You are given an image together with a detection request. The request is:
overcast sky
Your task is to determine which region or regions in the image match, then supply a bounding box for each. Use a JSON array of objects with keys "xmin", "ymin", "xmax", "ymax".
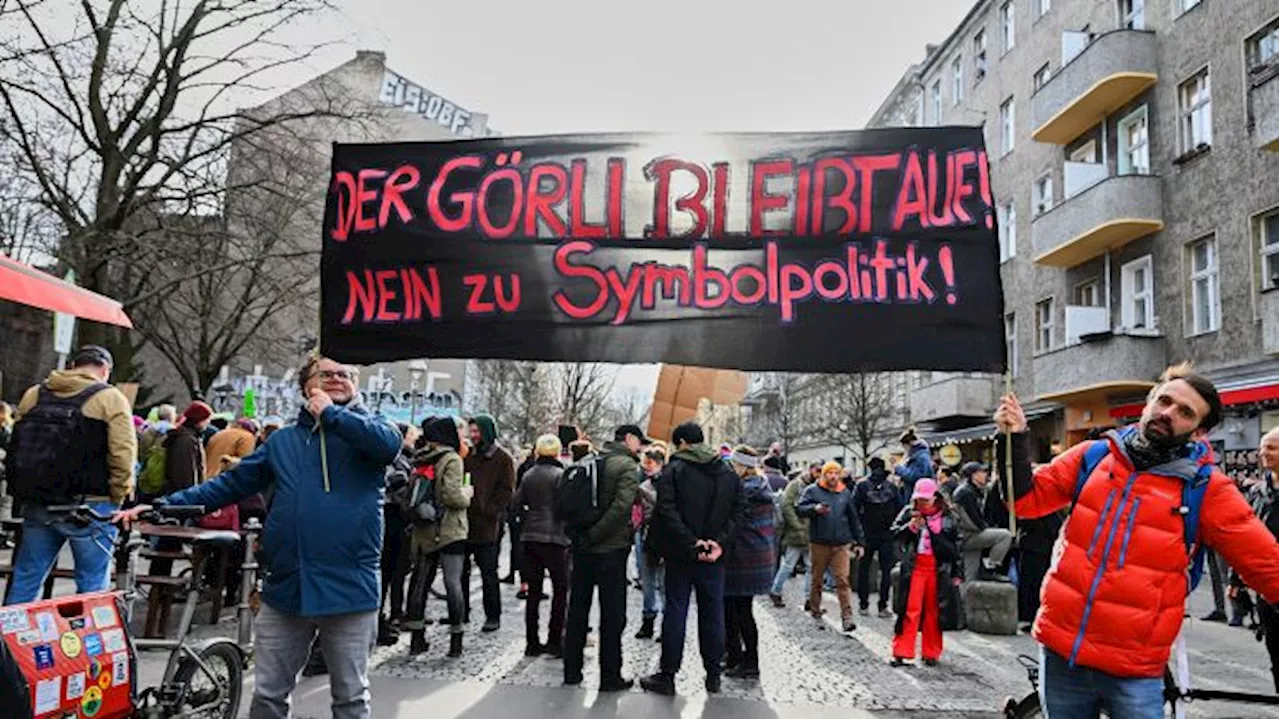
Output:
[{"xmin": 313, "ymin": 0, "xmax": 972, "ymax": 398}]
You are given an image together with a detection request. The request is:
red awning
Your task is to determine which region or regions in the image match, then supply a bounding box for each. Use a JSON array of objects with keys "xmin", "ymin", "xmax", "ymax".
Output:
[
  {"xmin": 1110, "ymin": 382, "xmax": 1279, "ymax": 419},
  {"xmin": 0, "ymin": 253, "xmax": 133, "ymax": 328}
]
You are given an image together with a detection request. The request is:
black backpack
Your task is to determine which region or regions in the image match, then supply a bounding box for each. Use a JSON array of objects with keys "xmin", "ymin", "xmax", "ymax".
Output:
[
  {"xmin": 7, "ymin": 383, "xmax": 110, "ymax": 504},
  {"xmin": 405, "ymin": 460, "xmax": 448, "ymax": 528},
  {"xmin": 556, "ymin": 454, "xmax": 606, "ymax": 537}
]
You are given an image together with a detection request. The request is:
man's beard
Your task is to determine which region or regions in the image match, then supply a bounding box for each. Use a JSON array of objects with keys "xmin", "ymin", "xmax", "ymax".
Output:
[{"xmin": 1140, "ymin": 417, "xmax": 1193, "ymax": 449}]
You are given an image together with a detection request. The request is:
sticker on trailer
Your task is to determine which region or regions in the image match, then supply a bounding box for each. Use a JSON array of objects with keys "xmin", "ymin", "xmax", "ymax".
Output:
[
  {"xmin": 87, "ymin": 657, "xmax": 102, "ymax": 681},
  {"xmin": 69, "ymin": 617, "xmax": 86, "ymax": 630},
  {"xmin": 15, "ymin": 629, "xmax": 40, "ymax": 645},
  {"xmin": 81, "ymin": 685, "xmax": 103, "ymax": 717},
  {"xmin": 0, "ymin": 607, "xmax": 30, "ymax": 633},
  {"xmin": 33, "ymin": 644, "xmax": 54, "ymax": 670},
  {"xmin": 112, "ymin": 651, "xmax": 128, "ymax": 686},
  {"xmin": 83, "ymin": 632, "xmax": 103, "ymax": 656},
  {"xmin": 34, "ymin": 676, "xmax": 60, "ymax": 715},
  {"xmin": 66, "ymin": 671, "xmax": 85, "ymax": 700},
  {"xmin": 59, "ymin": 631, "xmax": 82, "ymax": 659},
  {"xmin": 90, "ymin": 605, "xmax": 117, "ymax": 629},
  {"xmin": 34, "ymin": 611, "xmax": 58, "ymax": 641},
  {"xmin": 101, "ymin": 628, "xmax": 126, "ymax": 653}
]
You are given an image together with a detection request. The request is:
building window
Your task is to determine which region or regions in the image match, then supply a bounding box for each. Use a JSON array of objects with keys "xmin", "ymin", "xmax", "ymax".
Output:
[
  {"xmin": 1069, "ymin": 139, "xmax": 1097, "ymax": 164},
  {"xmin": 1187, "ymin": 236, "xmax": 1219, "ymax": 334},
  {"xmin": 1074, "ymin": 279, "xmax": 1101, "ymax": 307},
  {"xmin": 998, "ymin": 202, "xmax": 1017, "ymax": 261},
  {"xmin": 1033, "ymin": 63, "xmax": 1052, "ymax": 91},
  {"xmin": 1256, "ymin": 208, "xmax": 1279, "ymax": 290},
  {"xmin": 1247, "ymin": 20, "xmax": 1279, "ymax": 72},
  {"xmin": 1034, "ymin": 174, "xmax": 1053, "ymax": 215},
  {"xmin": 931, "ymin": 80, "xmax": 942, "ymax": 124},
  {"xmin": 1000, "ymin": 97, "xmax": 1015, "ymax": 155},
  {"xmin": 1121, "ymin": 256, "xmax": 1154, "ymax": 330},
  {"xmin": 974, "ymin": 29, "xmax": 988, "ymax": 83},
  {"xmin": 1001, "ymin": 2, "xmax": 1016, "ymax": 52},
  {"xmin": 1174, "ymin": 0, "xmax": 1200, "ymax": 17},
  {"xmin": 1120, "ymin": 0, "xmax": 1144, "ymax": 29},
  {"xmin": 1117, "ymin": 106, "xmax": 1150, "ymax": 175},
  {"xmin": 1005, "ymin": 313, "xmax": 1018, "ymax": 376},
  {"xmin": 1178, "ymin": 69, "xmax": 1212, "ymax": 153},
  {"xmin": 952, "ymin": 56, "xmax": 964, "ymax": 104},
  {"xmin": 1035, "ymin": 298, "xmax": 1054, "ymax": 352},
  {"xmin": 1036, "ymin": 0, "xmax": 1051, "ymax": 19}
]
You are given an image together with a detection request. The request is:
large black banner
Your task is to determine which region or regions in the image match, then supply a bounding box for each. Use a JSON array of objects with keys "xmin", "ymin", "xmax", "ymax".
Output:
[{"xmin": 320, "ymin": 129, "xmax": 1006, "ymax": 373}]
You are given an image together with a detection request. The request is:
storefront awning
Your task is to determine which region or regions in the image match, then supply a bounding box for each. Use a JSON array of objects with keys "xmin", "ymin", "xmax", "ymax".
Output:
[
  {"xmin": 0, "ymin": 253, "xmax": 133, "ymax": 328},
  {"xmin": 922, "ymin": 408, "xmax": 1055, "ymax": 447},
  {"xmin": 1109, "ymin": 378, "xmax": 1279, "ymax": 419}
]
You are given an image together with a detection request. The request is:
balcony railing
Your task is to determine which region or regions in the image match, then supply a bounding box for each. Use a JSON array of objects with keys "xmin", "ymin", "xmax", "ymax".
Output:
[
  {"xmin": 1032, "ymin": 30, "xmax": 1159, "ymax": 144},
  {"xmin": 1033, "ymin": 333, "xmax": 1166, "ymax": 402},
  {"xmin": 1032, "ymin": 174, "xmax": 1162, "ymax": 267},
  {"xmin": 909, "ymin": 374, "xmax": 996, "ymax": 423}
]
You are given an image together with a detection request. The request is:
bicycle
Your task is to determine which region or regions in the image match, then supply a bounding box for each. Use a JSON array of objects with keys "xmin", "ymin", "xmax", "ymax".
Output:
[
  {"xmin": 1001, "ymin": 642, "xmax": 1279, "ymax": 718},
  {"xmin": 3, "ymin": 503, "xmax": 262, "ymax": 718}
]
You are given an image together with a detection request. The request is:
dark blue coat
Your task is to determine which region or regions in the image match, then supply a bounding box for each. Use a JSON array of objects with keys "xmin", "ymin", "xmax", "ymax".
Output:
[
  {"xmin": 796, "ymin": 483, "xmax": 865, "ymax": 546},
  {"xmin": 896, "ymin": 441, "xmax": 935, "ymax": 502},
  {"xmin": 164, "ymin": 403, "xmax": 400, "ymax": 617}
]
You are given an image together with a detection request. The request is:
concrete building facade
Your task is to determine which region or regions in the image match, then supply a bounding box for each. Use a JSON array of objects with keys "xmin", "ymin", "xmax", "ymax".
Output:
[{"xmin": 867, "ymin": 0, "xmax": 1279, "ymax": 463}]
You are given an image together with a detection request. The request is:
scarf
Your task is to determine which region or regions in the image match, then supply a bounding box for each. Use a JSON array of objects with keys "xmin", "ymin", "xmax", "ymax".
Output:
[
  {"xmin": 917, "ymin": 503, "xmax": 944, "ymax": 555},
  {"xmin": 1124, "ymin": 429, "xmax": 1189, "ymax": 471}
]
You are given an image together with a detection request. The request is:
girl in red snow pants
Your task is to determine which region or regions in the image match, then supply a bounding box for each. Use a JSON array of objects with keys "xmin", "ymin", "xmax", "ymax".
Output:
[{"xmin": 892, "ymin": 552, "xmax": 942, "ymax": 662}]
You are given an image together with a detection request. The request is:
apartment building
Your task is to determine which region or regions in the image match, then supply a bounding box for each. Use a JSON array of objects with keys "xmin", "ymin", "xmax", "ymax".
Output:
[{"xmin": 868, "ymin": 0, "xmax": 1278, "ymax": 468}]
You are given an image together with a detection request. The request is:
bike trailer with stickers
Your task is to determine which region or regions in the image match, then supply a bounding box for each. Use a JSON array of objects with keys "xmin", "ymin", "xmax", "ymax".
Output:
[{"xmin": 0, "ymin": 592, "xmax": 136, "ymax": 719}]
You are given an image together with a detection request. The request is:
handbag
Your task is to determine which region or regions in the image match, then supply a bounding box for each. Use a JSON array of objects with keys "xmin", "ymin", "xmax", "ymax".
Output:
[{"xmin": 198, "ymin": 502, "xmax": 241, "ymax": 531}]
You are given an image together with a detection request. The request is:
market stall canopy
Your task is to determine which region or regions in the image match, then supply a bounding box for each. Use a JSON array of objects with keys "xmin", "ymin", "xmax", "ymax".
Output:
[{"xmin": 0, "ymin": 253, "xmax": 133, "ymax": 328}]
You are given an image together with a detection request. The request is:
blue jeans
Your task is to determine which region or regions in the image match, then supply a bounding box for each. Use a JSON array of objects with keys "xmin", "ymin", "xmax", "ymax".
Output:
[
  {"xmin": 635, "ymin": 531, "xmax": 665, "ymax": 618},
  {"xmin": 770, "ymin": 545, "xmax": 807, "ymax": 596},
  {"xmin": 1040, "ymin": 647, "xmax": 1165, "ymax": 719},
  {"xmin": 660, "ymin": 561, "xmax": 725, "ymax": 678},
  {"xmin": 5, "ymin": 501, "xmax": 119, "ymax": 605}
]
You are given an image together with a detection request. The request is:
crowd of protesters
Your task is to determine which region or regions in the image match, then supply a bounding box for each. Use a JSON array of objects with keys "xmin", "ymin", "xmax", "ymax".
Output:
[{"xmin": 0, "ymin": 349, "xmax": 1276, "ymax": 716}]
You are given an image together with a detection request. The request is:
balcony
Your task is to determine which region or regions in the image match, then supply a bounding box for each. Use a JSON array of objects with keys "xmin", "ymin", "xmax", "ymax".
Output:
[
  {"xmin": 1249, "ymin": 65, "xmax": 1278, "ymax": 152},
  {"xmin": 1032, "ymin": 174, "xmax": 1162, "ymax": 267},
  {"xmin": 1032, "ymin": 30, "xmax": 1158, "ymax": 144},
  {"xmin": 910, "ymin": 374, "xmax": 996, "ymax": 423},
  {"xmin": 1264, "ymin": 291, "xmax": 1278, "ymax": 355},
  {"xmin": 1033, "ymin": 333, "xmax": 1166, "ymax": 403}
]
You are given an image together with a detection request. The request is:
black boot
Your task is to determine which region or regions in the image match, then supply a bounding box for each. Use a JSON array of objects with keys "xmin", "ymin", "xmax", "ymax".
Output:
[
  {"xmin": 634, "ymin": 616, "xmax": 655, "ymax": 639},
  {"xmin": 408, "ymin": 631, "xmax": 429, "ymax": 656},
  {"xmin": 377, "ymin": 618, "xmax": 400, "ymax": 647},
  {"xmin": 447, "ymin": 632, "xmax": 463, "ymax": 658}
]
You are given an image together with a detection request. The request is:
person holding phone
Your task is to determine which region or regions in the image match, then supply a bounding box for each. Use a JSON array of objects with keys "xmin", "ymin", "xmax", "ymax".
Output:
[
  {"xmin": 889, "ymin": 478, "xmax": 962, "ymax": 666},
  {"xmin": 796, "ymin": 461, "xmax": 865, "ymax": 632}
]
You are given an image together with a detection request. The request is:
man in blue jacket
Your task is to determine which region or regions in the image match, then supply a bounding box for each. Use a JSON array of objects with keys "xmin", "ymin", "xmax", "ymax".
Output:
[
  {"xmin": 117, "ymin": 354, "xmax": 400, "ymax": 719},
  {"xmin": 894, "ymin": 427, "xmax": 935, "ymax": 504}
]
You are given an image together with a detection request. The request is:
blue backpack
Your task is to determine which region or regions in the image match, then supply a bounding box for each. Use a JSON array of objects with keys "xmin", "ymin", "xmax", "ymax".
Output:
[{"xmin": 1072, "ymin": 440, "xmax": 1212, "ymax": 591}]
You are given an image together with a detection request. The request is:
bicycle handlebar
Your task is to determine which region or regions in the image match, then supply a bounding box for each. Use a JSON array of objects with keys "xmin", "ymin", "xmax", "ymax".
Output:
[{"xmin": 45, "ymin": 504, "xmax": 205, "ymax": 524}]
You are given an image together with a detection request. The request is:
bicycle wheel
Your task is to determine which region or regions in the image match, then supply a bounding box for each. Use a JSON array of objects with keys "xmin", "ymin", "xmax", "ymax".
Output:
[
  {"xmin": 169, "ymin": 641, "xmax": 243, "ymax": 719},
  {"xmin": 1001, "ymin": 691, "xmax": 1042, "ymax": 718}
]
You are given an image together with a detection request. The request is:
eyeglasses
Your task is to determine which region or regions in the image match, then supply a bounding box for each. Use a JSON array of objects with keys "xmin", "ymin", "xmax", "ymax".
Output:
[{"xmin": 318, "ymin": 369, "xmax": 355, "ymax": 381}]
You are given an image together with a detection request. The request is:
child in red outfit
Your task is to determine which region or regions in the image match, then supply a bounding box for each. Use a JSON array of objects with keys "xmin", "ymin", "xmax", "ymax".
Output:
[{"xmin": 889, "ymin": 478, "xmax": 962, "ymax": 666}]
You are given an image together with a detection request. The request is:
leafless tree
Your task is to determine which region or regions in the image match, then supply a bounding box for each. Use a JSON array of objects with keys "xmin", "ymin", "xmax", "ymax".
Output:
[
  {"xmin": 553, "ymin": 362, "xmax": 618, "ymax": 441},
  {"xmin": 0, "ymin": 0, "xmax": 359, "ymax": 386},
  {"xmin": 813, "ymin": 372, "xmax": 903, "ymax": 469}
]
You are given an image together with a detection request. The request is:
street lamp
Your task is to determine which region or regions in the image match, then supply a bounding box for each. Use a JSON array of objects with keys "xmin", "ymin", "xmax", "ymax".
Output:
[{"xmin": 408, "ymin": 360, "xmax": 427, "ymax": 424}]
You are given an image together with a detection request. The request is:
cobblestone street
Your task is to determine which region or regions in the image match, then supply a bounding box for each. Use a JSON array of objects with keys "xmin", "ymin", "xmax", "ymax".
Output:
[{"xmin": 271, "ymin": 543, "xmax": 1275, "ymax": 717}]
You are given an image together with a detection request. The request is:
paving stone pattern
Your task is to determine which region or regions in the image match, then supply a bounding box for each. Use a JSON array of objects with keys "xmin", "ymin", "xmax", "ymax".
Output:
[{"xmin": 365, "ymin": 559, "xmax": 1275, "ymax": 717}]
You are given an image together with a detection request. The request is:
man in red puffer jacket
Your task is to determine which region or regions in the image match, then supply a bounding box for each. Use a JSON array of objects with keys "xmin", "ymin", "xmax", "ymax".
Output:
[{"xmin": 995, "ymin": 363, "xmax": 1278, "ymax": 718}]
